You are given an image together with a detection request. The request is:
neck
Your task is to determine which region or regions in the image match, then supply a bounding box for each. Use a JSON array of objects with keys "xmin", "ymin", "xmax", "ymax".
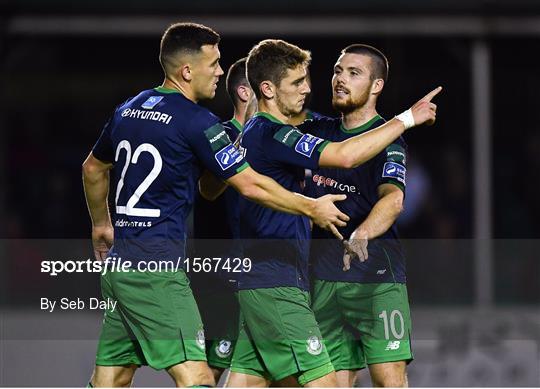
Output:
[
  {"xmin": 162, "ymin": 77, "xmax": 196, "ymax": 103},
  {"xmin": 289, "ymin": 109, "xmax": 308, "ymax": 127},
  {"xmin": 341, "ymin": 102, "xmax": 378, "ymax": 130},
  {"xmin": 233, "ymin": 105, "xmax": 247, "ymax": 126},
  {"xmin": 257, "ymin": 99, "xmax": 289, "ymax": 124}
]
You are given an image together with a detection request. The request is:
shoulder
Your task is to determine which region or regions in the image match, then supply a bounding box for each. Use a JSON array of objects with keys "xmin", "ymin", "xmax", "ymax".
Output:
[
  {"xmin": 184, "ymin": 105, "xmax": 221, "ymax": 134},
  {"xmin": 299, "ymin": 116, "xmax": 340, "ymax": 134}
]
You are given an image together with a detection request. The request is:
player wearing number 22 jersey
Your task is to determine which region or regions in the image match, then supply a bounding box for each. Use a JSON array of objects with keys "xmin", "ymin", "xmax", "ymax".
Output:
[
  {"xmin": 93, "ymin": 86, "xmax": 247, "ymax": 264},
  {"xmin": 91, "ymin": 84, "xmax": 248, "ymax": 370},
  {"xmin": 83, "ymin": 23, "xmax": 351, "ymax": 387}
]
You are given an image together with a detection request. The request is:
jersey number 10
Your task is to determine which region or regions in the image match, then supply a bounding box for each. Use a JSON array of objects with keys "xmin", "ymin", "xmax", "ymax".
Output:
[{"xmin": 114, "ymin": 140, "xmax": 162, "ymax": 218}]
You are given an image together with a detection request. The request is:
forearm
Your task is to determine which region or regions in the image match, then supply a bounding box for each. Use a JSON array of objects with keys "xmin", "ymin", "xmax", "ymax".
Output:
[
  {"xmin": 355, "ymin": 191, "xmax": 402, "ymax": 239},
  {"xmin": 83, "ymin": 167, "xmax": 111, "ymax": 227},
  {"xmin": 228, "ymin": 169, "xmax": 315, "ymax": 217},
  {"xmin": 340, "ymin": 118, "xmax": 405, "ymax": 168}
]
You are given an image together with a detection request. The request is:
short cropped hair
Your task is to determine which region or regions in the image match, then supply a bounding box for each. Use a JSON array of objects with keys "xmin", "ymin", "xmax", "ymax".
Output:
[
  {"xmin": 342, "ymin": 44, "xmax": 389, "ymax": 82},
  {"xmin": 159, "ymin": 22, "xmax": 220, "ymax": 75},
  {"xmin": 247, "ymin": 39, "xmax": 311, "ymax": 99},
  {"xmin": 226, "ymin": 58, "xmax": 249, "ymax": 105}
]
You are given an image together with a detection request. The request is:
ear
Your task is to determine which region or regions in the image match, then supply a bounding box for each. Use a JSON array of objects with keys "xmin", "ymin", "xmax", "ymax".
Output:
[
  {"xmin": 180, "ymin": 64, "xmax": 192, "ymax": 82},
  {"xmin": 371, "ymin": 78, "xmax": 384, "ymax": 95},
  {"xmin": 236, "ymin": 85, "xmax": 250, "ymax": 103},
  {"xmin": 260, "ymin": 81, "xmax": 275, "ymax": 99}
]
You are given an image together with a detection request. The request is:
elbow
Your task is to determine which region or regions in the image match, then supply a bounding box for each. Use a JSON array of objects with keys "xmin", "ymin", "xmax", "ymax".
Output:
[
  {"xmin": 82, "ymin": 158, "xmax": 96, "ymax": 178},
  {"xmin": 337, "ymin": 147, "xmax": 365, "ymax": 169},
  {"xmin": 341, "ymin": 155, "xmax": 356, "ymax": 169},
  {"xmin": 337, "ymin": 151, "xmax": 358, "ymax": 169}
]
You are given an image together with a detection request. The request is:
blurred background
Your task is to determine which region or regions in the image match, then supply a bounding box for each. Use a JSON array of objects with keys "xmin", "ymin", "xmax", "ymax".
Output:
[{"xmin": 0, "ymin": 0, "xmax": 539, "ymax": 386}]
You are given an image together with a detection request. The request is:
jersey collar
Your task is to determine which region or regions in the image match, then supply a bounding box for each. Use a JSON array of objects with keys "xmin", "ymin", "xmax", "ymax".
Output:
[
  {"xmin": 254, "ymin": 111, "xmax": 285, "ymax": 124},
  {"xmin": 154, "ymin": 86, "xmax": 182, "ymax": 94},
  {"xmin": 230, "ymin": 118, "xmax": 243, "ymax": 132},
  {"xmin": 340, "ymin": 114, "xmax": 383, "ymax": 135}
]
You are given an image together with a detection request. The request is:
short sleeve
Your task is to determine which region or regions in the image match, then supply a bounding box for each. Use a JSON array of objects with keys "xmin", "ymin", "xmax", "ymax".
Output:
[
  {"xmin": 185, "ymin": 113, "xmax": 249, "ymax": 180},
  {"xmin": 375, "ymin": 139, "xmax": 407, "ymax": 192},
  {"xmin": 92, "ymin": 116, "xmax": 115, "ymax": 163},
  {"xmin": 267, "ymin": 125, "xmax": 330, "ymax": 170}
]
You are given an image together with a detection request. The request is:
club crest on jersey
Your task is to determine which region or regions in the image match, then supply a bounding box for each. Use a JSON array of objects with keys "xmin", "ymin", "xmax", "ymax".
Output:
[
  {"xmin": 382, "ymin": 162, "xmax": 406, "ymax": 184},
  {"xmin": 141, "ymin": 96, "xmax": 163, "ymax": 109},
  {"xmin": 196, "ymin": 329, "xmax": 206, "ymax": 349},
  {"xmin": 215, "ymin": 339, "xmax": 233, "ymax": 358},
  {"xmin": 306, "ymin": 336, "xmax": 323, "ymax": 355},
  {"xmin": 295, "ymin": 134, "xmax": 324, "ymax": 158},
  {"xmin": 215, "ymin": 144, "xmax": 243, "ymax": 171}
]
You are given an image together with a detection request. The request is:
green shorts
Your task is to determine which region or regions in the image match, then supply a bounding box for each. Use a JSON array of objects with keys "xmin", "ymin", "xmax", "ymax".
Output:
[
  {"xmin": 191, "ymin": 278, "xmax": 239, "ymax": 369},
  {"xmin": 95, "ymin": 269, "xmax": 207, "ymax": 370},
  {"xmin": 312, "ymin": 280, "xmax": 413, "ymax": 371},
  {"xmin": 230, "ymin": 287, "xmax": 334, "ymax": 385}
]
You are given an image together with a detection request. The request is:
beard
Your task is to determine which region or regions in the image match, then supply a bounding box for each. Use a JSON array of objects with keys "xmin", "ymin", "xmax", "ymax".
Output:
[{"xmin": 332, "ymin": 89, "xmax": 370, "ymax": 114}]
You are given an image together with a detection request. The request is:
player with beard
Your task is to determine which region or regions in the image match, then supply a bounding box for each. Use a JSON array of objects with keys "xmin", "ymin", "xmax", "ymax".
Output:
[
  {"xmin": 222, "ymin": 39, "xmax": 440, "ymax": 387},
  {"xmin": 303, "ymin": 44, "xmax": 416, "ymax": 387}
]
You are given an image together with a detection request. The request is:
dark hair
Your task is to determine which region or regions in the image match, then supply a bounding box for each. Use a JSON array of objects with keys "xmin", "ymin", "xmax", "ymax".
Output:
[
  {"xmin": 342, "ymin": 44, "xmax": 389, "ymax": 82},
  {"xmin": 159, "ymin": 22, "xmax": 220, "ymax": 75},
  {"xmin": 247, "ymin": 39, "xmax": 311, "ymax": 99},
  {"xmin": 226, "ymin": 58, "xmax": 249, "ymax": 105}
]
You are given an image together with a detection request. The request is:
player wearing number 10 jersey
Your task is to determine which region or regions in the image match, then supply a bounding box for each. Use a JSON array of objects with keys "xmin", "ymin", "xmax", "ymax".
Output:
[
  {"xmin": 303, "ymin": 45, "xmax": 418, "ymax": 387},
  {"xmin": 82, "ymin": 23, "xmax": 349, "ymax": 387},
  {"xmin": 227, "ymin": 40, "xmax": 440, "ymax": 387}
]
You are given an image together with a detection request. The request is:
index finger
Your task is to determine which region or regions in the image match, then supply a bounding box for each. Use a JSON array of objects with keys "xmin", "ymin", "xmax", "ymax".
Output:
[
  {"xmin": 329, "ymin": 224, "xmax": 344, "ymax": 241},
  {"xmin": 329, "ymin": 194, "xmax": 347, "ymax": 203},
  {"xmin": 420, "ymin": 86, "xmax": 442, "ymax": 103}
]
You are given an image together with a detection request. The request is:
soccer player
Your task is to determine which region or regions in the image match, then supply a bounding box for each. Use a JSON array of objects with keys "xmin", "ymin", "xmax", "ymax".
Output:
[
  {"xmin": 225, "ymin": 39, "xmax": 440, "ymax": 387},
  {"xmin": 289, "ymin": 72, "xmax": 325, "ymax": 126},
  {"xmin": 82, "ymin": 23, "xmax": 350, "ymax": 387},
  {"xmin": 304, "ymin": 44, "xmax": 416, "ymax": 387},
  {"xmin": 191, "ymin": 57, "xmax": 256, "ymax": 383}
]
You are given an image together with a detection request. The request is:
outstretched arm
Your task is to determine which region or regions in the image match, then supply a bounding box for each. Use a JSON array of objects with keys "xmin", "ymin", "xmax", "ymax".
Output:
[
  {"xmin": 320, "ymin": 86, "xmax": 441, "ymax": 168},
  {"xmin": 226, "ymin": 166, "xmax": 350, "ymax": 240}
]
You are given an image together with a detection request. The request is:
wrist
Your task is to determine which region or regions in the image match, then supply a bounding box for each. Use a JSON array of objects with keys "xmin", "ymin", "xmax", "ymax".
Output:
[
  {"xmin": 352, "ymin": 226, "xmax": 369, "ymax": 240},
  {"xmin": 395, "ymin": 109, "xmax": 415, "ymax": 131},
  {"xmin": 301, "ymin": 195, "xmax": 316, "ymax": 218},
  {"xmin": 92, "ymin": 219, "xmax": 112, "ymax": 229}
]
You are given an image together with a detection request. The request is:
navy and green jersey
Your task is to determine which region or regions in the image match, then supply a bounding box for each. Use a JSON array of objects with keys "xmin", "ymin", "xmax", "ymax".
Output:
[
  {"xmin": 191, "ymin": 118, "xmax": 243, "ymax": 289},
  {"xmin": 237, "ymin": 112, "xmax": 330, "ymax": 291},
  {"xmin": 301, "ymin": 115, "xmax": 407, "ymax": 284},
  {"xmin": 193, "ymin": 118, "xmax": 243, "ymax": 242},
  {"xmin": 91, "ymin": 87, "xmax": 248, "ymax": 264},
  {"xmin": 305, "ymin": 109, "xmax": 326, "ymax": 122}
]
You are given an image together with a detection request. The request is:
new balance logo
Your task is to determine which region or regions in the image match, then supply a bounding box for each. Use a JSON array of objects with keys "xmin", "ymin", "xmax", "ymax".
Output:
[{"xmin": 385, "ymin": 341, "xmax": 401, "ymax": 351}]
